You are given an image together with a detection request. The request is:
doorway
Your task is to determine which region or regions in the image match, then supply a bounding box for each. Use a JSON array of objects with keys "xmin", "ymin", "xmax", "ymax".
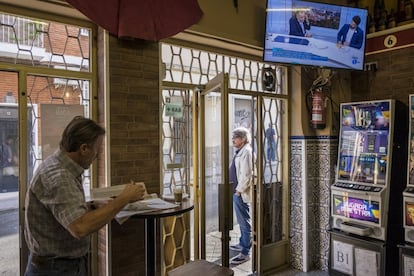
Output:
[
  {"xmin": 160, "ymin": 75, "xmax": 289, "ymax": 276},
  {"xmin": 196, "ymin": 73, "xmax": 289, "ymax": 275}
]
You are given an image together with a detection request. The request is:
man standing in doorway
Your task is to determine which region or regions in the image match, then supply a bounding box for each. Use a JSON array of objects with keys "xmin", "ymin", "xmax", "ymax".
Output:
[
  {"xmin": 229, "ymin": 127, "xmax": 253, "ymax": 265},
  {"xmin": 24, "ymin": 116, "xmax": 146, "ymax": 275}
]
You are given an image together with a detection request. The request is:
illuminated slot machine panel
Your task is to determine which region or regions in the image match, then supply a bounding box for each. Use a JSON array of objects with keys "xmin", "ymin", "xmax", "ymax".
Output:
[
  {"xmin": 331, "ymin": 100, "xmax": 395, "ymax": 241},
  {"xmin": 404, "ymin": 95, "xmax": 414, "ymax": 244},
  {"xmin": 403, "ymin": 194, "xmax": 414, "ymax": 243}
]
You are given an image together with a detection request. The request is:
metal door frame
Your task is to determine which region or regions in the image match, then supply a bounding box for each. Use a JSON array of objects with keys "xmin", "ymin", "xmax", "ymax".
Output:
[{"xmin": 194, "ymin": 77, "xmax": 290, "ymax": 274}]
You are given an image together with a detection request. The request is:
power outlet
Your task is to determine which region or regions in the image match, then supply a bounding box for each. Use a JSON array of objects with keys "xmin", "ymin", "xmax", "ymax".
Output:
[{"xmin": 364, "ymin": 61, "xmax": 378, "ymax": 72}]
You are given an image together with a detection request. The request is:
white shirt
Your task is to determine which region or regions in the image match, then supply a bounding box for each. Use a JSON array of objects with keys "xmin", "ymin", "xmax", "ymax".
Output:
[{"xmin": 345, "ymin": 28, "xmax": 355, "ymax": 44}]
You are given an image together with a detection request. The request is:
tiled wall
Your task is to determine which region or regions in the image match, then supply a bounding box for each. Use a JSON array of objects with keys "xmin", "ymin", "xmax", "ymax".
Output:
[{"xmin": 290, "ymin": 136, "xmax": 338, "ymax": 271}]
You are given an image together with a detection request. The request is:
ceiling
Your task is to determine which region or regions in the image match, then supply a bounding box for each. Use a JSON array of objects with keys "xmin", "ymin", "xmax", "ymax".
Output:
[{"xmin": 0, "ymin": 0, "xmax": 88, "ymax": 20}]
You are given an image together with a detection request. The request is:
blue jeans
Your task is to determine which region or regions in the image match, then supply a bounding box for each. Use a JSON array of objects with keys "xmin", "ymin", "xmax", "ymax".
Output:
[
  {"xmin": 25, "ymin": 253, "xmax": 87, "ymax": 276},
  {"xmin": 233, "ymin": 193, "xmax": 251, "ymax": 256}
]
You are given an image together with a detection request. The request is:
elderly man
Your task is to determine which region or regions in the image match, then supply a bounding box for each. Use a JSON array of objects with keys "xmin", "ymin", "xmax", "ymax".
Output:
[
  {"xmin": 228, "ymin": 127, "xmax": 254, "ymax": 265},
  {"xmin": 24, "ymin": 116, "xmax": 146, "ymax": 275},
  {"xmin": 289, "ymin": 10, "xmax": 312, "ymax": 37}
]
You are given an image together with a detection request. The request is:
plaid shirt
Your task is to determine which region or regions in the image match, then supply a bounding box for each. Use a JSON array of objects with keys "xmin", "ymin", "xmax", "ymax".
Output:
[{"xmin": 24, "ymin": 149, "xmax": 89, "ymax": 257}]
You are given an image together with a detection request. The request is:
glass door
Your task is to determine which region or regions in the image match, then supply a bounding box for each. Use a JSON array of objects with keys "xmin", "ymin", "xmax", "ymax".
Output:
[
  {"xmin": 256, "ymin": 96, "xmax": 289, "ymax": 275},
  {"xmin": 196, "ymin": 71, "xmax": 289, "ymax": 274},
  {"xmin": 0, "ymin": 71, "xmax": 19, "ymax": 275},
  {"xmin": 199, "ymin": 73, "xmax": 233, "ymax": 266}
]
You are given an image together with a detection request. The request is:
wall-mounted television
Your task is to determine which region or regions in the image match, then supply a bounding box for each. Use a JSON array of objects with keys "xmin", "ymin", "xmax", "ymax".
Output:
[{"xmin": 264, "ymin": 0, "xmax": 368, "ymax": 70}]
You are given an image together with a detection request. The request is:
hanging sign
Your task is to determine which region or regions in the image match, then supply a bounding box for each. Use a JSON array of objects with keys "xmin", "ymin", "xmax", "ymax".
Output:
[{"xmin": 165, "ymin": 96, "xmax": 183, "ymax": 118}]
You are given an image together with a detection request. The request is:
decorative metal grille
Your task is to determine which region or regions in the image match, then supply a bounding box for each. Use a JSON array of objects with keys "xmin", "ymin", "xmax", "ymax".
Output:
[
  {"xmin": 0, "ymin": 12, "xmax": 90, "ymax": 71},
  {"xmin": 161, "ymin": 44, "xmax": 287, "ymax": 195},
  {"xmin": 162, "ymin": 43, "xmax": 285, "ymax": 94},
  {"xmin": 161, "ymin": 89, "xmax": 191, "ymax": 196},
  {"xmin": 26, "ymin": 75, "xmax": 90, "ymax": 182}
]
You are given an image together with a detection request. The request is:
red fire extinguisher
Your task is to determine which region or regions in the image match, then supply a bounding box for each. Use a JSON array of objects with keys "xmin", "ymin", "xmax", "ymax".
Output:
[{"xmin": 310, "ymin": 88, "xmax": 326, "ymax": 129}]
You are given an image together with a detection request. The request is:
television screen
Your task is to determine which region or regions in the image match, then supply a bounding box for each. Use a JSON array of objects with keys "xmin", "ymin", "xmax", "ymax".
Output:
[
  {"xmin": 333, "ymin": 194, "xmax": 380, "ymax": 224},
  {"xmin": 264, "ymin": 0, "xmax": 368, "ymax": 70},
  {"xmin": 405, "ymin": 201, "xmax": 414, "ymax": 227}
]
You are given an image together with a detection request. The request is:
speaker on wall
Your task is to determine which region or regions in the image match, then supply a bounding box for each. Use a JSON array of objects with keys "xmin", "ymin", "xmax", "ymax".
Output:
[{"xmin": 261, "ymin": 67, "xmax": 276, "ymax": 92}]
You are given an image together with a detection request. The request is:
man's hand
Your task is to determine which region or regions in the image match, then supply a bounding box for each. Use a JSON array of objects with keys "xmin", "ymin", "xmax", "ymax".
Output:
[{"xmin": 119, "ymin": 183, "xmax": 146, "ymax": 203}]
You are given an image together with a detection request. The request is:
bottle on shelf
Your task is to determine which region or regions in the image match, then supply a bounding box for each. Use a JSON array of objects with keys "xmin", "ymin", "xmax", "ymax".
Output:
[
  {"xmin": 387, "ymin": 9, "xmax": 396, "ymax": 28},
  {"xmin": 397, "ymin": 0, "xmax": 407, "ymax": 23},
  {"xmin": 404, "ymin": 0, "xmax": 414, "ymax": 20}
]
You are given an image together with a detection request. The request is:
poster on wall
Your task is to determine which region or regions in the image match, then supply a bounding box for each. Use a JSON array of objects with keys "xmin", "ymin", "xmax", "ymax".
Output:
[
  {"xmin": 332, "ymin": 240, "xmax": 353, "ymax": 275},
  {"xmin": 355, "ymin": 247, "xmax": 379, "ymax": 276},
  {"xmin": 233, "ymin": 98, "xmax": 252, "ymax": 130},
  {"xmin": 40, "ymin": 104, "xmax": 84, "ymax": 160}
]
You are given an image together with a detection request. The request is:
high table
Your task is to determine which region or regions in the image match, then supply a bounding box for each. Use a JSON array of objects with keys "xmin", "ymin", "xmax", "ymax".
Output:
[{"xmin": 132, "ymin": 199, "xmax": 194, "ymax": 276}]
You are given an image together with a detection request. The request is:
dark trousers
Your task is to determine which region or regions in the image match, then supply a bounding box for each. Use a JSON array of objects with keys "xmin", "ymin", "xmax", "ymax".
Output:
[{"xmin": 25, "ymin": 253, "xmax": 88, "ymax": 276}]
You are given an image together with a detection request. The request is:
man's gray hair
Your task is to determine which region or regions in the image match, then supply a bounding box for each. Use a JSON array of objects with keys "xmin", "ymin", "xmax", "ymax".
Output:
[{"xmin": 232, "ymin": 127, "xmax": 250, "ymax": 144}]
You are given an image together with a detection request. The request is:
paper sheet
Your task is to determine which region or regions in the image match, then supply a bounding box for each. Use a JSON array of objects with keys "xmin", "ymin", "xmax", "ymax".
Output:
[
  {"xmin": 89, "ymin": 182, "xmax": 148, "ymax": 201},
  {"xmin": 115, "ymin": 197, "xmax": 178, "ymax": 224}
]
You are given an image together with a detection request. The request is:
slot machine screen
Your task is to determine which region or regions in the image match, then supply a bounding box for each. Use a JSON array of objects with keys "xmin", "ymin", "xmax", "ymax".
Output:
[
  {"xmin": 405, "ymin": 201, "xmax": 414, "ymax": 227},
  {"xmin": 337, "ymin": 101, "xmax": 391, "ymax": 185},
  {"xmin": 332, "ymin": 194, "xmax": 380, "ymax": 224}
]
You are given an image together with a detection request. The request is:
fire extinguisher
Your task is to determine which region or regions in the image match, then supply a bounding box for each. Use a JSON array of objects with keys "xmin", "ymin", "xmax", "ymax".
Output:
[{"xmin": 310, "ymin": 88, "xmax": 326, "ymax": 129}]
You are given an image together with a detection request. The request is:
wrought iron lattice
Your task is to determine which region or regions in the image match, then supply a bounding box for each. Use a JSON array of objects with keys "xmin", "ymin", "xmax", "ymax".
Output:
[
  {"xmin": 161, "ymin": 43, "xmax": 286, "ymax": 191},
  {"xmin": 262, "ymin": 98, "xmax": 286, "ymax": 244},
  {"xmin": 161, "ymin": 89, "xmax": 192, "ymax": 196},
  {"xmin": 0, "ymin": 11, "xmax": 93, "ymax": 194},
  {"xmin": 162, "ymin": 43, "xmax": 285, "ymax": 94},
  {"xmin": 26, "ymin": 75, "xmax": 90, "ymax": 188},
  {"xmin": 0, "ymin": 12, "xmax": 90, "ymax": 71}
]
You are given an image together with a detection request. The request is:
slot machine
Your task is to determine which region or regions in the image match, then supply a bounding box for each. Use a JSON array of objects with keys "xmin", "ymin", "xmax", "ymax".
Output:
[
  {"xmin": 400, "ymin": 95, "xmax": 414, "ymax": 275},
  {"xmin": 329, "ymin": 100, "xmax": 407, "ymax": 276}
]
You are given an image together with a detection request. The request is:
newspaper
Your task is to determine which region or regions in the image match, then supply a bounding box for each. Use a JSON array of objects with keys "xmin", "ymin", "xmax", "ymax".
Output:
[
  {"xmin": 115, "ymin": 197, "xmax": 178, "ymax": 224},
  {"xmin": 90, "ymin": 182, "xmax": 145, "ymax": 200},
  {"xmin": 89, "ymin": 183, "xmax": 178, "ymax": 224}
]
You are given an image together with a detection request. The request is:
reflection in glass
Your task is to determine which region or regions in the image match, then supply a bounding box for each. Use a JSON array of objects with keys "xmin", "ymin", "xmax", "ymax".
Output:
[
  {"xmin": 262, "ymin": 98, "xmax": 284, "ymax": 244},
  {"xmin": 0, "ymin": 72, "xmax": 19, "ymax": 275}
]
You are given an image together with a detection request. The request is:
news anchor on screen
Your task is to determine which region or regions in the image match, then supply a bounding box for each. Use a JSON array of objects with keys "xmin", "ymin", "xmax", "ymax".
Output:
[
  {"xmin": 289, "ymin": 10, "xmax": 312, "ymax": 37},
  {"xmin": 336, "ymin": 15, "xmax": 364, "ymax": 49}
]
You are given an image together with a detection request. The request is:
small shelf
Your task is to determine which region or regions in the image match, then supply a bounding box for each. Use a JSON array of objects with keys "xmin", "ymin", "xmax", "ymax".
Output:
[{"xmin": 367, "ymin": 21, "xmax": 414, "ymax": 39}]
